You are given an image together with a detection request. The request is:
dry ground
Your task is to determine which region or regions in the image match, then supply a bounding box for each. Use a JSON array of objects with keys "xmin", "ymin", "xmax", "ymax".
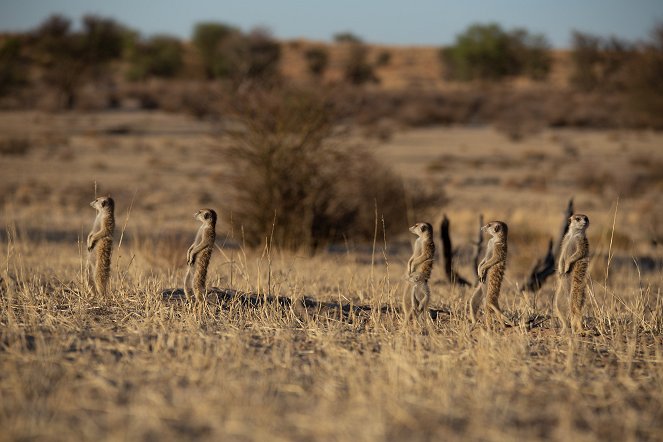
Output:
[{"xmin": 1, "ymin": 111, "xmax": 662, "ymax": 441}]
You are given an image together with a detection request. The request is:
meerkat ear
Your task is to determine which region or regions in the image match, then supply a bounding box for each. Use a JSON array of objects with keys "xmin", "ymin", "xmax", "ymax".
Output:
[
  {"xmin": 204, "ymin": 212, "xmax": 210, "ymax": 220},
  {"xmin": 494, "ymin": 224, "xmax": 501, "ymax": 232},
  {"xmin": 101, "ymin": 199, "xmax": 107, "ymax": 207}
]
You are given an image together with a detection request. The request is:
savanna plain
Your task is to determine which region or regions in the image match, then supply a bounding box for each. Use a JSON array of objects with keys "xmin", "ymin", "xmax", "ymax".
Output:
[{"xmin": 1, "ymin": 111, "xmax": 663, "ymax": 441}]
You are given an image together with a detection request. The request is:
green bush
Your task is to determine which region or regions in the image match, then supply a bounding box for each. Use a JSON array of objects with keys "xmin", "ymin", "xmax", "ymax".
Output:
[
  {"xmin": 191, "ymin": 23, "xmax": 281, "ymax": 83},
  {"xmin": 128, "ymin": 35, "xmax": 183, "ymax": 80},
  {"xmin": 192, "ymin": 22, "xmax": 240, "ymax": 79},
  {"xmin": 0, "ymin": 37, "xmax": 27, "ymax": 96},
  {"xmin": 441, "ymin": 23, "xmax": 551, "ymax": 81}
]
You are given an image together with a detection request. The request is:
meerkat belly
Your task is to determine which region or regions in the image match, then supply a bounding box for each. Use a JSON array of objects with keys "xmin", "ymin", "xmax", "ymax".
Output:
[
  {"xmin": 417, "ymin": 261, "xmax": 433, "ymax": 281},
  {"xmin": 95, "ymin": 237, "xmax": 113, "ymax": 268},
  {"xmin": 571, "ymin": 259, "xmax": 588, "ymax": 285},
  {"xmin": 196, "ymin": 248, "xmax": 213, "ymax": 271},
  {"xmin": 486, "ymin": 264, "xmax": 505, "ymax": 292}
]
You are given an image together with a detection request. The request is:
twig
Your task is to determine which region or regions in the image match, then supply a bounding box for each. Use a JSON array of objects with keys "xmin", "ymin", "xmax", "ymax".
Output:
[{"xmin": 440, "ymin": 215, "xmax": 471, "ymax": 286}]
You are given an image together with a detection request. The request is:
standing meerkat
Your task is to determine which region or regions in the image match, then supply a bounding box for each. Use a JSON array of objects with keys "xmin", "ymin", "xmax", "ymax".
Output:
[
  {"xmin": 554, "ymin": 214, "xmax": 590, "ymax": 334},
  {"xmin": 469, "ymin": 221, "xmax": 512, "ymax": 325},
  {"xmin": 404, "ymin": 222, "xmax": 435, "ymax": 321},
  {"xmin": 184, "ymin": 208, "xmax": 217, "ymax": 301},
  {"xmin": 86, "ymin": 196, "xmax": 115, "ymax": 297}
]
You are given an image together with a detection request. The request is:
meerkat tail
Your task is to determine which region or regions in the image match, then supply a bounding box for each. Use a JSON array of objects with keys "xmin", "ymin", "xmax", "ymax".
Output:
[
  {"xmin": 553, "ymin": 277, "xmax": 569, "ymax": 333},
  {"xmin": 469, "ymin": 283, "xmax": 484, "ymax": 323}
]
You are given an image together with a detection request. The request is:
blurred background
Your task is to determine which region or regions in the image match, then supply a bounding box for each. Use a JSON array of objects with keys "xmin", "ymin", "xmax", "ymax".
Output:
[{"xmin": 0, "ymin": 0, "xmax": 662, "ymax": 268}]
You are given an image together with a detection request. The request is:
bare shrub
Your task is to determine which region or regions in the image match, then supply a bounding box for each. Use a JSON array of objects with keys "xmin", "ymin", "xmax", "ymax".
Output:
[{"xmin": 223, "ymin": 86, "xmax": 436, "ymax": 250}]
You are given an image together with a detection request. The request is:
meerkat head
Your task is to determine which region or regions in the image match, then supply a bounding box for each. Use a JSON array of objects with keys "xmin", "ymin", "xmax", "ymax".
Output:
[
  {"xmin": 90, "ymin": 196, "xmax": 114, "ymax": 213},
  {"xmin": 195, "ymin": 208, "xmax": 217, "ymax": 226},
  {"xmin": 409, "ymin": 222, "xmax": 433, "ymax": 238},
  {"xmin": 568, "ymin": 214, "xmax": 589, "ymax": 232},
  {"xmin": 482, "ymin": 221, "xmax": 508, "ymax": 238}
]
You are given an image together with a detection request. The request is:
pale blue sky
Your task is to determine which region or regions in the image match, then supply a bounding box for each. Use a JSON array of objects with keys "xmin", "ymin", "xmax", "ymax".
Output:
[{"xmin": 1, "ymin": 0, "xmax": 661, "ymax": 47}]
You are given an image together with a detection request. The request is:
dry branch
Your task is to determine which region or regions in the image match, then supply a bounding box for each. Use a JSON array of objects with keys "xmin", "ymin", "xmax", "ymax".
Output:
[
  {"xmin": 521, "ymin": 198, "xmax": 574, "ymax": 293},
  {"xmin": 472, "ymin": 214, "xmax": 484, "ymax": 283},
  {"xmin": 440, "ymin": 215, "xmax": 471, "ymax": 286}
]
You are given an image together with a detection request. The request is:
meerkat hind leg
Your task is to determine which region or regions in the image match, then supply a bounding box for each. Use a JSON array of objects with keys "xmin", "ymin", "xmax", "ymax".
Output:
[
  {"xmin": 486, "ymin": 302, "xmax": 514, "ymax": 327},
  {"xmin": 413, "ymin": 282, "xmax": 430, "ymax": 320},
  {"xmin": 570, "ymin": 293, "xmax": 585, "ymax": 334}
]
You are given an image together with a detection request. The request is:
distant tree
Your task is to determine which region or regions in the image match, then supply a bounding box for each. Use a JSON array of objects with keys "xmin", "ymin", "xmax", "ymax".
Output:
[
  {"xmin": 81, "ymin": 15, "xmax": 125, "ymax": 64},
  {"xmin": 375, "ymin": 50, "xmax": 392, "ymax": 67},
  {"xmin": 128, "ymin": 35, "xmax": 184, "ymax": 80},
  {"xmin": 191, "ymin": 23, "xmax": 280, "ymax": 84},
  {"xmin": 32, "ymin": 14, "xmax": 127, "ymax": 108},
  {"xmin": 570, "ymin": 31, "xmax": 634, "ymax": 91},
  {"xmin": 0, "ymin": 37, "xmax": 28, "ymax": 96},
  {"xmin": 304, "ymin": 46, "xmax": 329, "ymax": 78},
  {"xmin": 626, "ymin": 23, "xmax": 663, "ymax": 117},
  {"xmin": 509, "ymin": 28, "xmax": 551, "ymax": 80},
  {"xmin": 192, "ymin": 21, "xmax": 240, "ymax": 79},
  {"xmin": 441, "ymin": 23, "xmax": 551, "ymax": 81},
  {"xmin": 334, "ymin": 32, "xmax": 363, "ymax": 44},
  {"xmin": 245, "ymin": 28, "xmax": 281, "ymax": 82},
  {"xmin": 343, "ymin": 43, "xmax": 378, "ymax": 85}
]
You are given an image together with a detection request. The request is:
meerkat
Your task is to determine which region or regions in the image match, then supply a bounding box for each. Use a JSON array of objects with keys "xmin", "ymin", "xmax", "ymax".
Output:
[
  {"xmin": 469, "ymin": 221, "xmax": 512, "ymax": 325},
  {"xmin": 554, "ymin": 214, "xmax": 590, "ymax": 334},
  {"xmin": 184, "ymin": 208, "xmax": 217, "ymax": 301},
  {"xmin": 404, "ymin": 222, "xmax": 435, "ymax": 321},
  {"xmin": 86, "ymin": 196, "xmax": 115, "ymax": 297}
]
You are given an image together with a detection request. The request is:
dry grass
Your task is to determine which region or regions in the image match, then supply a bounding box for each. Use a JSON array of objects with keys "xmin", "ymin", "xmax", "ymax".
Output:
[
  {"xmin": 1, "ymin": 233, "xmax": 662, "ymax": 441},
  {"xmin": 1, "ymin": 111, "xmax": 662, "ymax": 441}
]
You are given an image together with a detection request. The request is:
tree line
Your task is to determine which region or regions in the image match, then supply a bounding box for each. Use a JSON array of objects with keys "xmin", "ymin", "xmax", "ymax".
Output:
[{"xmin": 0, "ymin": 14, "xmax": 661, "ymax": 113}]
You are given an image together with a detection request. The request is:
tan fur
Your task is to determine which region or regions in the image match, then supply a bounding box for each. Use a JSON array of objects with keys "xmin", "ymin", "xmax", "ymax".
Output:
[
  {"xmin": 554, "ymin": 214, "xmax": 590, "ymax": 334},
  {"xmin": 86, "ymin": 196, "xmax": 115, "ymax": 297},
  {"xmin": 404, "ymin": 222, "xmax": 435, "ymax": 321},
  {"xmin": 469, "ymin": 221, "xmax": 512, "ymax": 325},
  {"xmin": 184, "ymin": 208, "xmax": 217, "ymax": 301}
]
